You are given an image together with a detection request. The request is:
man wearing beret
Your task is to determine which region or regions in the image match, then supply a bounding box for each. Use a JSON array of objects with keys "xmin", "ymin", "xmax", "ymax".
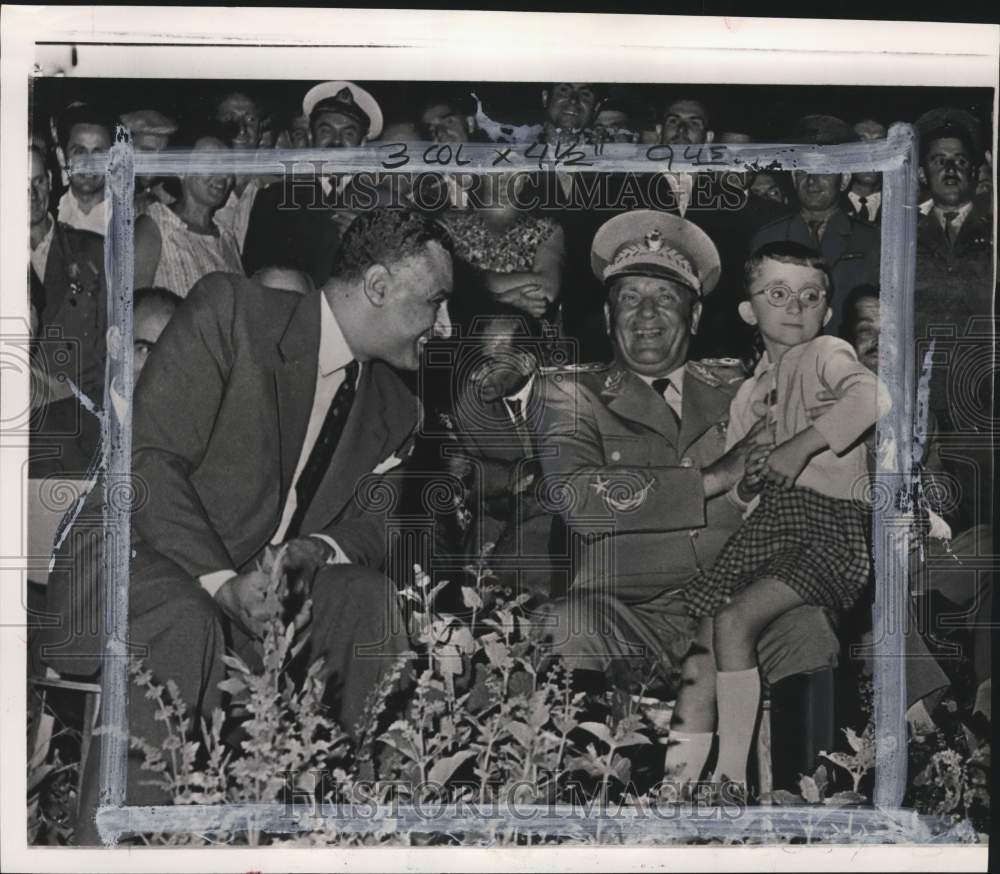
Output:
[
  {"xmin": 243, "ymin": 81, "xmax": 383, "ymax": 286},
  {"xmin": 535, "ymin": 210, "xmax": 841, "ymax": 781}
]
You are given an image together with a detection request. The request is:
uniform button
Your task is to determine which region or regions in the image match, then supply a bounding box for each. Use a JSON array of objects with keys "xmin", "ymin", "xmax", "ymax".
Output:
[
  {"xmin": 689, "ymin": 529, "xmax": 700, "ymax": 539},
  {"xmin": 680, "ymin": 456, "xmax": 693, "ymax": 467},
  {"xmin": 611, "ymin": 450, "xmax": 621, "ymax": 461}
]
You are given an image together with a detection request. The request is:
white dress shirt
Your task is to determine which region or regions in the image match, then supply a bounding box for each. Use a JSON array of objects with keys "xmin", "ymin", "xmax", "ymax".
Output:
[
  {"xmin": 933, "ymin": 201, "xmax": 974, "ymax": 235},
  {"xmin": 638, "ymin": 363, "xmax": 686, "ymax": 420},
  {"xmin": 501, "ymin": 373, "xmax": 536, "ymax": 429},
  {"xmin": 57, "ymin": 191, "xmax": 108, "ymax": 236},
  {"xmin": 199, "ymin": 294, "xmax": 358, "ymax": 596},
  {"xmin": 847, "ymin": 190, "xmax": 881, "ymax": 221}
]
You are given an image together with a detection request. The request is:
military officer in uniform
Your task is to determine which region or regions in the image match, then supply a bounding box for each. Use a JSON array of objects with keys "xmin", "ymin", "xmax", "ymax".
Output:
[{"xmin": 534, "ymin": 211, "xmax": 841, "ymax": 779}]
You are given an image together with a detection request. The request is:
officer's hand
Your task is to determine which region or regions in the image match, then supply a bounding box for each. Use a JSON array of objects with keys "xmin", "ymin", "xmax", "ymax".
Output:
[
  {"xmin": 214, "ymin": 570, "xmax": 272, "ymax": 638},
  {"xmin": 703, "ymin": 416, "xmax": 772, "ymax": 498},
  {"xmin": 740, "ymin": 444, "xmax": 771, "ymax": 495}
]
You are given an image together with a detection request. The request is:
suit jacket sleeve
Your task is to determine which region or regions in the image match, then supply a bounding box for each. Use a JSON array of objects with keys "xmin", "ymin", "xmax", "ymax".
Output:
[
  {"xmin": 537, "ymin": 375, "xmax": 706, "ymax": 534},
  {"xmin": 132, "ymin": 272, "xmax": 239, "ymax": 576}
]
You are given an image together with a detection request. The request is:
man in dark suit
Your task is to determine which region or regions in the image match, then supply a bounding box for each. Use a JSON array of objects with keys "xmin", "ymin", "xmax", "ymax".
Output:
[
  {"xmin": 536, "ymin": 210, "xmax": 841, "ymax": 783},
  {"xmin": 445, "ymin": 307, "xmax": 564, "ymax": 601},
  {"xmin": 843, "ymin": 119, "xmax": 885, "ymax": 224},
  {"xmin": 43, "ymin": 208, "xmax": 453, "ymax": 841}
]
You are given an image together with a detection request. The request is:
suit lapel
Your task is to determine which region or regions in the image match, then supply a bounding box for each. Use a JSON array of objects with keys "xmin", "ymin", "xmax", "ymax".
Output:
[
  {"xmin": 301, "ymin": 362, "xmax": 395, "ymax": 532},
  {"xmin": 603, "ymin": 367, "xmax": 679, "ymax": 444},
  {"xmin": 274, "ymin": 291, "xmax": 322, "ymax": 497}
]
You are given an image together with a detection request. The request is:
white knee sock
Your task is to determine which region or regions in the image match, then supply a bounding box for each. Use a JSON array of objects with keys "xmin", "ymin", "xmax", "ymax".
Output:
[
  {"xmin": 663, "ymin": 730, "xmax": 713, "ymax": 783},
  {"xmin": 713, "ymin": 667, "xmax": 761, "ymax": 785}
]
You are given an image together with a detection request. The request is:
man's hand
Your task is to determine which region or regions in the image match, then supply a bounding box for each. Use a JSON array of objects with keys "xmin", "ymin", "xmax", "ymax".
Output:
[
  {"xmin": 702, "ymin": 416, "xmax": 772, "ymax": 498},
  {"xmin": 494, "ymin": 283, "xmax": 549, "ymax": 318},
  {"xmin": 278, "ymin": 537, "xmax": 334, "ymax": 590},
  {"xmin": 214, "ymin": 570, "xmax": 272, "ymax": 638},
  {"xmin": 764, "ymin": 427, "xmax": 826, "ymax": 489},
  {"xmin": 737, "ymin": 444, "xmax": 771, "ymax": 501}
]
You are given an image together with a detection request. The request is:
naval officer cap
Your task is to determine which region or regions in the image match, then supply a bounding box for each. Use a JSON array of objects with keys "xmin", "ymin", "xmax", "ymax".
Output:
[
  {"xmin": 302, "ymin": 80, "xmax": 384, "ymax": 140},
  {"xmin": 591, "ymin": 209, "xmax": 721, "ymax": 297}
]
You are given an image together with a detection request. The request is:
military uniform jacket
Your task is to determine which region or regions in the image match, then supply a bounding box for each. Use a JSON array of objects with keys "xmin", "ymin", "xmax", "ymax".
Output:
[
  {"xmin": 535, "ymin": 359, "xmax": 746, "ymax": 601},
  {"xmin": 914, "ymin": 204, "xmax": 996, "ymax": 414}
]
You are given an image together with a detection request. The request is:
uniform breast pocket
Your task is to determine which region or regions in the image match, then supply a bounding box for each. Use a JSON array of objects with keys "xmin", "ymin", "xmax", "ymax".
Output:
[{"xmin": 603, "ymin": 434, "xmax": 651, "ymax": 467}]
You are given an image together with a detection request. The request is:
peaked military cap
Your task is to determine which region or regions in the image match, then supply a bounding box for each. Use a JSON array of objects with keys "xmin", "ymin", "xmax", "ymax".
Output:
[{"xmin": 591, "ymin": 209, "xmax": 722, "ymax": 297}]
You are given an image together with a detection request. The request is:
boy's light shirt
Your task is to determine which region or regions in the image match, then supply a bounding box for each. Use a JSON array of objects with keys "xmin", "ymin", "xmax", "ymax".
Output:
[{"xmin": 725, "ymin": 336, "xmax": 891, "ymax": 505}]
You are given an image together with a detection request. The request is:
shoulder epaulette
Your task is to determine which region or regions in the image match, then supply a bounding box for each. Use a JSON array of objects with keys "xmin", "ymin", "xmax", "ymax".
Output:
[{"xmin": 688, "ymin": 358, "xmax": 746, "ymax": 387}]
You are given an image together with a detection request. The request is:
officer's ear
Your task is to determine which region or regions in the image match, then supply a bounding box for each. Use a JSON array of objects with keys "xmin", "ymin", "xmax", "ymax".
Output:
[
  {"xmin": 690, "ymin": 298, "xmax": 703, "ymax": 335},
  {"xmin": 706, "ymin": 129, "xmax": 716, "ymax": 144},
  {"xmin": 541, "ymin": 89, "xmax": 549, "ymax": 109},
  {"xmin": 738, "ymin": 300, "xmax": 758, "ymax": 326},
  {"xmin": 839, "ymin": 172, "xmax": 851, "ymax": 192},
  {"xmin": 822, "ymin": 305, "xmax": 833, "ymax": 327},
  {"xmin": 918, "ymin": 165, "xmax": 928, "ymax": 187},
  {"xmin": 603, "ymin": 301, "xmax": 612, "ymax": 334}
]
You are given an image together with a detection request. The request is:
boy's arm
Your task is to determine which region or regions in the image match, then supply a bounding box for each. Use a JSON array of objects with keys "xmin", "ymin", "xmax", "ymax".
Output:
[{"xmin": 810, "ymin": 337, "xmax": 892, "ymax": 454}]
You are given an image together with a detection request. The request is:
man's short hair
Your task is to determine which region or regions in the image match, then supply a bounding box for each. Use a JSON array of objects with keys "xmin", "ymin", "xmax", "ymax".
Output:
[
  {"xmin": 662, "ymin": 95, "xmax": 711, "ymax": 123},
  {"xmin": 206, "ymin": 87, "xmax": 258, "ymax": 119},
  {"xmin": 58, "ymin": 103, "xmax": 114, "ymax": 149},
  {"xmin": 789, "ymin": 114, "xmax": 857, "ymax": 146},
  {"xmin": 919, "ymin": 124, "xmax": 981, "ymax": 170},
  {"xmin": 840, "ymin": 283, "xmax": 880, "ymax": 346},
  {"xmin": 332, "ymin": 208, "xmax": 453, "ymax": 281},
  {"xmin": 743, "ymin": 241, "xmax": 832, "ymax": 295},
  {"xmin": 134, "ymin": 286, "xmax": 182, "ymax": 316}
]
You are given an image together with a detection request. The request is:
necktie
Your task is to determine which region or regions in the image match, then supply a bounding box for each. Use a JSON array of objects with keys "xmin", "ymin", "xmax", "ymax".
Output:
[
  {"xmin": 943, "ymin": 210, "xmax": 959, "ymax": 246},
  {"xmin": 652, "ymin": 378, "xmax": 681, "ymax": 430},
  {"xmin": 285, "ymin": 360, "xmax": 360, "ymax": 539},
  {"xmin": 807, "ymin": 219, "xmax": 824, "ymax": 247},
  {"xmin": 857, "ymin": 197, "xmax": 870, "ymax": 222},
  {"xmin": 506, "ymin": 396, "xmax": 532, "ymax": 453}
]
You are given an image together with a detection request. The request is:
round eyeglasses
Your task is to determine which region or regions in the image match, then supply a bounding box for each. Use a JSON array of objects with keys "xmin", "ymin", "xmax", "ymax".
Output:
[{"xmin": 751, "ymin": 284, "xmax": 827, "ymax": 309}]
